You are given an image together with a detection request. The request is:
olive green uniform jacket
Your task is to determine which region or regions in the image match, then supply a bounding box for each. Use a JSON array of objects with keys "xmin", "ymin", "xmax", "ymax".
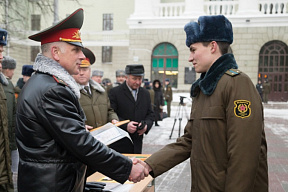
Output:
[
  {"xmin": 164, "ymin": 84, "xmax": 173, "ymax": 117},
  {"xmin": 78, "ymin": 79, "xmax": 118, "ymax": 128},
  {"xmin": 0, "ymin": 75, "xmax": 13, "ymax": 188},
  {"xmin": 146, "ymin": 54, "xmax": 268, "ymax": 192},
  {"xmin": 3, "ymin": 79, "xmax": 17, "ymax": 151},
  {"xmin": 164, "ymin": 84, "xmax": 173, "ymax": 102}
]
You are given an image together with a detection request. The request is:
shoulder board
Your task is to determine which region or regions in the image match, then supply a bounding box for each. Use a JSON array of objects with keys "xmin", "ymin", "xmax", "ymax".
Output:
[
  {"xmin": 225, "ymin": 69, "xmax": 241, "ymax": 77},
  {"xmin": 53, "ymin": 76, "xmax": 67, "ymax": 86}
]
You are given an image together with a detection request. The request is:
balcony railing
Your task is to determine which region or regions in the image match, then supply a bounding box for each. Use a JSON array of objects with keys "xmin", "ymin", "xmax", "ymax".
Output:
[
  {"xmin": 153, "ymin": 0, "xmax": 288, "ymax": 17},
  {"xmin": 204, "ymin": 1, "xmax": 238, "ymax": 15},
  {"xmin": 154, "ymin": 3, "xmax": 185, "ymax": 17},
  {"xmin": 259, "ymin": 0, "xmax": 287, "ymax": 14}
]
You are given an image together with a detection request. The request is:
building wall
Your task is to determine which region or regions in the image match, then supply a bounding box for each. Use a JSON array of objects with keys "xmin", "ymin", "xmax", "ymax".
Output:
[
  {"xmin": 3, "ymin": 0, "xmax": 288, "ymax": 92},
  {"xmin": 6, "ymin": 0, "xmax": 134, "ymax": 85},
  {"xmin": 127, "ymin": 25, "xmax": 288, "ymax": 91},
  {"xmin": 128, "ymin": 28, "xmax": 190, "ymax": 90},
  {"xmin": 88, "ymin": 46, "xmax": 129, "ymax": 84},
  {"xmin": 233, "ymin": 26, "xmax": 288, "ymax": 84},
  {"xmin": 9, "ymin": 43, "xmax": 33, "ymax": 85}
]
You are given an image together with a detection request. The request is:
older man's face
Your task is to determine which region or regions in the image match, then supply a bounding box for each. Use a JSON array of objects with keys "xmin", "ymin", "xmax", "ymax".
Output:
[
  {"xmin": 91, "ymin": 75, "xmax": 102, "ymax": 84},
  {"xmin": 116, "ymin": 76, "xmax": 125, "ymax": 84},
  {"xmin": 56, "ymin": 42, "xmax": 85, "ymax": 75},
  {"xmin": 3, "ymin": 68, "xmax": 15, "ymax": 79},
  {"xmin": 126, "ymin": 75, "xmax": 142, "ymax": 90}
]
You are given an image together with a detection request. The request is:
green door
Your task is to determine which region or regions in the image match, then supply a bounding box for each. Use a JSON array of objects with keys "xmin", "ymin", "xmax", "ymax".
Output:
[{"xmin": 152, "ymin": 43, "xmax": 178, "ymax": 88}]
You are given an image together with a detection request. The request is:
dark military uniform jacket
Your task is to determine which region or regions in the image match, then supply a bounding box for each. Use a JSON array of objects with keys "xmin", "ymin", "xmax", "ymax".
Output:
[
  {"xmin": 146, "ymin": 54, "xmax": 268, "ymax": 192},
  {"xmin": 164, "ymin": 84, "xmax": 173, "ymax": 102},
  {"xmin": 263, "ymin": 81, "xmax": 271, "ymax": 94},
  {"xmin": 16, "ymin": 54, "xmax": 132, "ymax": 192},
  {"xmin": 78, "ymin": 79, "xmax": 118, "ymax": 128}
]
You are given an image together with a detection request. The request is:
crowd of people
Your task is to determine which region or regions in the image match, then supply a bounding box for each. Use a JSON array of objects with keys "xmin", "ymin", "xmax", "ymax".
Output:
[{"xmin": 0, "ymin": 8, "xmax": 268, "ymax": 192}]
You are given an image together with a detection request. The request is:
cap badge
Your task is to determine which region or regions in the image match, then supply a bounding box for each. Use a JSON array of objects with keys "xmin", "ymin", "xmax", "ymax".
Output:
[{"xmin": 72, "ymin": 30, "xmax": 81, "ymax": 39}]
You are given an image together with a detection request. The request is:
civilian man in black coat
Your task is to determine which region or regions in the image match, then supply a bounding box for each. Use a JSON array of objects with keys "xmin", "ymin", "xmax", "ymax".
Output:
[{"xmin": 109, "ymin": 64, "xmax": 154, "ymax": 154}]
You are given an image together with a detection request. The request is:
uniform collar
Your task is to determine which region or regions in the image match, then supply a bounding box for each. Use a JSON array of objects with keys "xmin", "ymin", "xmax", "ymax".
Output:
[
  {"xmin": 191, "ymin": 53, "xmax": 238, "ymax": 97},
  {"xmin": 33, "ymin": 53, "xmax": 80, "ymax": 98}
]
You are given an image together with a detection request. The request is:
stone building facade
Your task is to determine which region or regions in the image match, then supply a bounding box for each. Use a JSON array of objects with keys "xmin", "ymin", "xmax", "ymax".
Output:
[{"xmin": 1, "ymin": 0, "xmax": 288, "ymax": 101}]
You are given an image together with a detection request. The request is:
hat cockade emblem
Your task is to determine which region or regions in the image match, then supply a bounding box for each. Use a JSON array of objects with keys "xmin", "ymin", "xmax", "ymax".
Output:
[{"xmin": 72, "ymin": 30, "xmax": 81, "ymax": 39}]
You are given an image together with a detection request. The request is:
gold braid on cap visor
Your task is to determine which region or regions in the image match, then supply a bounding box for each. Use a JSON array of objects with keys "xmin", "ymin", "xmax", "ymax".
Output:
[{"xmin": 59, "ymin": 30, "xmax": 81, "ymax": 42}]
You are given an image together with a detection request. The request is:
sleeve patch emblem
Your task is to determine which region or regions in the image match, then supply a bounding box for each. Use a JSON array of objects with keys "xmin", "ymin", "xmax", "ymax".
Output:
[{"xmin": 234, "ymin": 100, "xmax": 251, "ymax": 118}]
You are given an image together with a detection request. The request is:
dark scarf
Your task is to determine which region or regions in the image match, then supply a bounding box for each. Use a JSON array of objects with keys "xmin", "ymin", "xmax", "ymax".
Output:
[{"xmin": 191, "ymin": 53, "xmax": 238, "ymax": 97}]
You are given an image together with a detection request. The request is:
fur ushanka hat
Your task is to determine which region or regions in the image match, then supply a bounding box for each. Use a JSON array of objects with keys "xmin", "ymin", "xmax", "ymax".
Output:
[
  {"xmin": 22, "ymin": 65, "xmax": 34, "ymax": 76},
  {"xmin": 184, "ymin": 15, "xmax": 233, "ymax": 47},
  {"xmin": 2, "ymin": 56, "xmax": 16, "ymax": 69}
]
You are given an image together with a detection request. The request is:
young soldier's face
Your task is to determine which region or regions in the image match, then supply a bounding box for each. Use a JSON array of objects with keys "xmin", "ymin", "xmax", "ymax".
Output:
[{"xmin": 188, "ymin": 42, "xmax": 213, "ymax": 73}]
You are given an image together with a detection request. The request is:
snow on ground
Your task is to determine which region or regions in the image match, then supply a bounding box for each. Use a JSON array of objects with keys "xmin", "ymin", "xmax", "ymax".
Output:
[
  {"xmin": 264, "ymin": 105, "xmax": 288, "ymax": 120},
  {"xmin": 263, "ymin": 102, "xmax": 288, "ymax": 145}
]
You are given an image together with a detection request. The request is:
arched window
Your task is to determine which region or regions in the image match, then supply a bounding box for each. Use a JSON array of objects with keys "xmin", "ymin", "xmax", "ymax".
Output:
[
  {"xmin": 258, "ymin": 40, "xmax": 288, "ymax": 101},
  {"xmin": 151, "ymin": 43, "xmax": 178, "ymax": 88}
]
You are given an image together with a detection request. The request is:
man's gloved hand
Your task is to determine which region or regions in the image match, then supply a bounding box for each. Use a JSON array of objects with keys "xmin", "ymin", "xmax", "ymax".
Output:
[{"xmin": 84, "ymin": 182, "xmax": 111, "ymax": 192}]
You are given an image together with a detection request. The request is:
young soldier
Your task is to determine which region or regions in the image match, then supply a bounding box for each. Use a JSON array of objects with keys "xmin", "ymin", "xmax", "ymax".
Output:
[{"xmin": 142, "ymin": 15, "xmax": 268, "ymax": 192}]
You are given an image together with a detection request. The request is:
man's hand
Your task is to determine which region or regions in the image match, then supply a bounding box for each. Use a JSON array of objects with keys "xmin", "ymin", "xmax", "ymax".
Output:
[
  {"xmin": 132, "ymin": 158, "xmax": 151, "ymax": 176},
  {"xmin": 85, "ymin": 125, "xmax": 93, "ymax": 131},
  {"xmin": 127, "ymin": 121, "xmax": 138, "ymax": 134},
  {"xmin": 137, "ymin": 125, "xmax": 147, "ymax": 135},
  {"xmin": 111, "ymin": 119, "xmax": 118, "ymax": 124},
  {"xmin": 129, "ymin": 159, "xmax": 146, "ymax": 183}
]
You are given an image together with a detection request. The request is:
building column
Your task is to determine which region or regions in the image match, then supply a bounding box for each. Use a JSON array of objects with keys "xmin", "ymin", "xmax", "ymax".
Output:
[
  {"xmin": 183, "ymin": 0, "xmax": 205, "ymax": 16},
  {"xmin": 132, "ymin": 0, "xmax": 155, "ymax": 17},
  {"xmin": 237, "ymin": 0, "xmax": 260, "ymax": 15}
]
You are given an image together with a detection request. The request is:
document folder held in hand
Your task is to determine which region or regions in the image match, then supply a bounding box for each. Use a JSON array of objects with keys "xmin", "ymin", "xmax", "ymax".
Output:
[{"xmin": 89, "ymin": 120, "xmax": 131, "ymax": 146}]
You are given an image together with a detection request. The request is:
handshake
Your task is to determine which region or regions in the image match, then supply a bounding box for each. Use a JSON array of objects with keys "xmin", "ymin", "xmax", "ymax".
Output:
[{"xmin": 128, "ymin": 158, "xmax": 152, "ymax": 183}]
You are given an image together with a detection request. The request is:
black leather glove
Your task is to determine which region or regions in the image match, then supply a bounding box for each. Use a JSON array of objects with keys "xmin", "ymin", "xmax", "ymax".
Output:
[{"xmin": 84, "ymin": 182, "xmax": 111, "ymax": 192}]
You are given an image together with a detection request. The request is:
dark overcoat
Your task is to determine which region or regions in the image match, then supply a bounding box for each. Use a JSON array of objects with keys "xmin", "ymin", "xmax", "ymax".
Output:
[
  {"xmin": 16, "ymin": 54, "xmax": 132, "ymax": 192},
  {"xmin": 152, "ymin": 80, "xmax": 164, "ymax": 121},
  {"xmin": 109, "ymin": 81, "xmax": 154, "ymax": 154}
]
